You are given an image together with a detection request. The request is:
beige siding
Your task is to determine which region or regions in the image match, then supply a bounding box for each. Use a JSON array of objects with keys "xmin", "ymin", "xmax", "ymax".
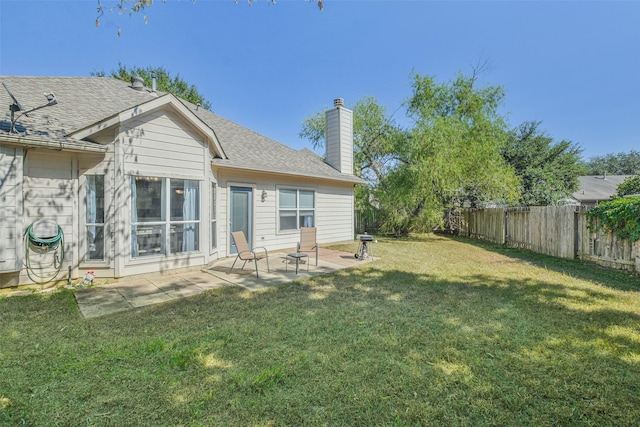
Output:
[
  {"xmin": 216, "ymin": 169, "xmax": 355, "ymax": 258},
  {"xmin": 254, "ymin": 183, "xmax": 276, "ymax": 248},
  {"xmin": 325, "ymin": 110, "xmax": 340, "ymax": 171},
  {"xmin": 122, "ymin": 110, "xmax": 205, "ymax": 178},
  {"xmin": 216, "ymin": 176, "xmax": 229, "ymax": 257},
  {"xmin": 325, "ymin": 107, "xmax": 354, "ymax": 175},
  {"xmin": 338, "ymin": 113, "xmax": 354, "ymax": 173},
  {"xmin": 114, "ymin": 109, "xmax": 213, "ymax": 277},
  {"xmin": 0, "ymin": 146, "xmax": 20, "ymax": 273},
  {"xmin": 22, "ymin": 151, "xmax": 76, "ymax": 282},
  {"xmin": 316, "ymin": 185, "xmax": 354, "ymax": 243},
  {"xmin": 78, "ymin": 149, "xmax": 115, "ymax": 277},
  {"xmin": 4, "ymin": 104, "xmax": 356, "ymax": 283}
]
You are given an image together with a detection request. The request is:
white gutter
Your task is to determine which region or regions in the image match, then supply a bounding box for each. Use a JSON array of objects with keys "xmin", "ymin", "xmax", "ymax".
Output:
[
  {"xmin": 210, "ymin": 161, "xmax": 366, "ymax": 185},
  {"xmin": 0, "ymin": 133, "xmax": 107, "ymax": 153}
]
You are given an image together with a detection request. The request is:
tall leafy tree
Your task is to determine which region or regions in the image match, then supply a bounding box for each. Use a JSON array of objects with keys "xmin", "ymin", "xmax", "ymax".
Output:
[
  {"xmin": 91, "ymin": 64, "xmax": 212, "ymax": 110},
  {"xmin": 301, "ymin": 73, "xmax": 521, "ymax": 235},
  {"xmin": 299, "ymin": 97, "xmax": 403, "ymax": 185},
  {"xmin": 616, "ymin": 175, "xmax": 640, "ymax": 197},
  {"xmin": 585, "ymin": 150, "xmax": 640, "ymax": 175},
  {"xmin": 502, "ymin": 121, "xmax": 585, "ymax": 206},
  {"xmin": 376, "ymin": 73, "xmax": 519, "ymax": 234},
  {"xmin": 299, "ymin": 97, "xmax": 404, "ymax": 214}
]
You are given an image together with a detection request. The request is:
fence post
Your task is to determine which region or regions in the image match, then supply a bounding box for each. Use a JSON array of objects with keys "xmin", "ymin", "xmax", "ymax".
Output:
[
  {"xmin": 573, "ymin": 209, "xmax": 579, "ymax": 259},
  {"xmin": 503, "ymin": 209, "xmax": 508, "ymax": 245}
]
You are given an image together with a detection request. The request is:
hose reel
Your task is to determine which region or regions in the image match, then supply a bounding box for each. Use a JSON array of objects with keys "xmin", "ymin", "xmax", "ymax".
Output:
[{"xmin": 24, "ymin": 219, "xmax": 65, "ymax": 283}]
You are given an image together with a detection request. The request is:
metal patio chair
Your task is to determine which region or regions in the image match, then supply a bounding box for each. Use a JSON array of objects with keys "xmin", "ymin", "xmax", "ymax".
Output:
[
  {"xmin": 229, "ymin": 231, "xmax": 270, "ymax": 278},
  {"xmin": 297, "ymin": 227, "xmax": 318, "ymax": 266}
]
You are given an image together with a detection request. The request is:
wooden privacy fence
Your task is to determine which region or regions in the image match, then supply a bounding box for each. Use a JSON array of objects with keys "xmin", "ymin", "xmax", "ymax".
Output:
[
  {"xmin": 355, "ymin": 209, "xmax": 381, "ymax": 234},
  {"xmin": 459, "ymin": 206, "xmax": 640, "ymax": 274}
]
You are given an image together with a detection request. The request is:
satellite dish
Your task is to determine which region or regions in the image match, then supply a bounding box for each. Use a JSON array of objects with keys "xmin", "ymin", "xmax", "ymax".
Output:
[
  {"xmin": 2, "ymin": 82, "xmax": 26, "ymax": 114},
  {"xmin": 2, "ymin": 82, "xmax": 57, "ymax": 133}
]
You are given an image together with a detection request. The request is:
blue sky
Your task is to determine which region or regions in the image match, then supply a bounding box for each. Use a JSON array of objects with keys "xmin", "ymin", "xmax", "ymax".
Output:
[{"xmin": 1, "ymin": 1, "xmax": 638, "ymax": 160}]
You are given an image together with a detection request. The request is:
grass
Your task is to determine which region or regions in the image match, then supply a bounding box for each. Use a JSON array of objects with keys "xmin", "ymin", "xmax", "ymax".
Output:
[{"xmin": 1, "ymin": 234, "xmax": 639, "ymax": 426}]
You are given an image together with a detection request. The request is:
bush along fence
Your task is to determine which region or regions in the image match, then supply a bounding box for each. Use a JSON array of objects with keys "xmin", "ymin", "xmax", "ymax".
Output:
[{"xmin": 455, "ymin": 205, "xmax": 640, "ymax": 275}]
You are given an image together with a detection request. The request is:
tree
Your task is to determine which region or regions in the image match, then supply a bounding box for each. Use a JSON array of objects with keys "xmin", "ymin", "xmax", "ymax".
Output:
[
  {"xmin": 502, "ymin": 121, "xmax": 585, "ymax": 206},
  {"xmin": 299, "ymin": 97, "xmax": 404, "ymax": 219},
  {"xmin": 96, "ymin": 0, "xmax": 324, "ymax": 36},
  {"xmin": 299, "ymin": 97, "xmax": 403, "ymax": 185},
  {"xmin": 301, "ymin": 73, "xmax": 521, "ymax": 235},
  {"xmin": 91, "ymin": 64, "xmax": 212, "ymax": 110},
  {"xmin": 377, "ymin": 73, "xmax": 519, "ymax": 234},
  {"xmin": 584, "ymin": 150, "xmax": 640, "ymax": 175},
  {"xmin": 617, "ymin": 175, "xmax": 640, "ymax": 197}
]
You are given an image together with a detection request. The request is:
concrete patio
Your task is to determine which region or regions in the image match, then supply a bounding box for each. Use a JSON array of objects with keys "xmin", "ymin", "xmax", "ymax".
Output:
[{"xmin": 74, "ymin": 248, "xmax": 369, "ymax": 318}]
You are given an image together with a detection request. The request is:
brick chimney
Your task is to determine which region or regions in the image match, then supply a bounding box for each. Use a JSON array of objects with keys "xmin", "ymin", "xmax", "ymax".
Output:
[{"xmin": 325, "ymin": 98, "xmax": 354, "ymax": 175}]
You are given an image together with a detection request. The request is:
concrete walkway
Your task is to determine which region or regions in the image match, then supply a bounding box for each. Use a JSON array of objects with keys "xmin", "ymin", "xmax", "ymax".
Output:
[{"xmin": 75, "ymin": 248, "xmax": 368, "ymax": 318}]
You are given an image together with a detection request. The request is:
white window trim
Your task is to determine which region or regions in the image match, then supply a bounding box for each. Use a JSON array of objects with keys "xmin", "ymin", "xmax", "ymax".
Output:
[
  {"xmin": 130, "ymin": 175, "xmax": 202, "ymax": 259},
  {"xmin": 276, "ymin": 186, "xmax": 316, "ymax": 234},
  {"xmin": 80, "ymin": 174, "xmax": 109, "ymax": 267},
  {"xmin": 225, "ymin": 182, "xmax": 257, "ymax": 252},
  {"xmin": 210, "ymin": 181, "xmax": 218, "ymax": 254}
]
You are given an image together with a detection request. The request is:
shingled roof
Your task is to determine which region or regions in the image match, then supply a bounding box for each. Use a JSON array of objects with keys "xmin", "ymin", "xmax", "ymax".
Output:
[
  {"xmin": 573, "ymin": 175, "xmax": 630, "ymax": 203},
  {"xmin": 0, "ymin": 76, "xmax": 363, "ymax": 184}
]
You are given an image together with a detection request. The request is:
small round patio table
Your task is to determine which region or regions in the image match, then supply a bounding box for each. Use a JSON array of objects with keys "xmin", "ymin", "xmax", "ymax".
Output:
[{"xmin": 286, "ymin": 252, "xmax": 309, "ymax": 274}]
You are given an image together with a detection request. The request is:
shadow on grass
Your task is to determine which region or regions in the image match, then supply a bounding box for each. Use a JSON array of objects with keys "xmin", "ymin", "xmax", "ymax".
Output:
[
  {"xmin": 156, "ymin": 265, "xmax": 640, "ymax": 424},
  {"xmin": 441, "ymin": 234, "xmax": 640, "ymax": 292},
  {"xmin": 2, "ymin": 240, "xmax": 640, "ymax": 425}
]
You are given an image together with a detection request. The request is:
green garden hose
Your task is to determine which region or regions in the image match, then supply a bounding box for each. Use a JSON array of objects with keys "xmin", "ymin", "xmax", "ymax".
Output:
[{"xmin": 24, "ymin": 222, "xmax": 65, "ymax": 283}]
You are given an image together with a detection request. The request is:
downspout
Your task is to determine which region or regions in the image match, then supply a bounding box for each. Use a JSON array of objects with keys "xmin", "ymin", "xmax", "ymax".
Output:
[
  {"xmin": 113, "ymin": 130, "xmax": 124, "ymax": 279},
  {"xmin": 15, "ymin": 147, "xmax": 25, "ymax": 275},
  {"xmin": 70, "ymin": 155, "xmax": 79, "ymax": 281}
]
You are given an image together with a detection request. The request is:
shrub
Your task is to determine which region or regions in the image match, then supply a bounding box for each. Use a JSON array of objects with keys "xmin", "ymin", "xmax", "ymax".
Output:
[
  {"xmin": 586, "ymin": 196, "xmax": 640, "ymax": 241},
  {"xmin": 617, "ymin": 174, "xmax": 640, "ymax": 197}
]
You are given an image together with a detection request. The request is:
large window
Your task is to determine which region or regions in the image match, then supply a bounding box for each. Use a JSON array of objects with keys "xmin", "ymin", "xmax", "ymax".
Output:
[
  {"xmin": 85, "ymin": 175, "xmax": 105, "ymax": 261},
  {"xmin": 279, "ymin": 188, "xmax": 315, "ymax": 231},
  {"xmin": 131, "ymin": 176, "xmax": 200, "ymax": 258}
]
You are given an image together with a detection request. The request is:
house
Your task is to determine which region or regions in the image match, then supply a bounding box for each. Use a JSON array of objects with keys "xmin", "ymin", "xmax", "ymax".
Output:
[
  {"xmin": 0, "ymin": 76, "xmax": 363, "ymax": 287},
  {"xmin": 572, "ymin": 175, "xmax": 630, "ymax": 206}
]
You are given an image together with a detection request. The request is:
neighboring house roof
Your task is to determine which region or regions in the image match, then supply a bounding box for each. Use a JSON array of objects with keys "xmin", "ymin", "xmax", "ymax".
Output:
[
  {"xmin": 0, "ymin": 76, "xmax": 363, "ymax": 184},
  {"xmin": 573, "ymin": 175, "xmax": 630, "ymax": 203}
]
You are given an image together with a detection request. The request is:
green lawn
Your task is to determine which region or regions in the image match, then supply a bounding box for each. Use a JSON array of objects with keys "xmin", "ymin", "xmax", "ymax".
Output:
[{"xmin": 1, "ymin": 234, "xmax": 639, "ymax": 426}]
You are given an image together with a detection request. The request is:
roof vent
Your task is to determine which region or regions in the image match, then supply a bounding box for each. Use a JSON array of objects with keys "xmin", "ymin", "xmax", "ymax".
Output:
[
  {"xmin": 334, "ymin": 98, "xmax": 344, "ymax": 108},
  {"xmin": 151, "ymin": 72, "xmax": 157, "ymax": 93},
  {"xmin": 131, "ymin": 75, "xmax": 144, "ymax": 91}
]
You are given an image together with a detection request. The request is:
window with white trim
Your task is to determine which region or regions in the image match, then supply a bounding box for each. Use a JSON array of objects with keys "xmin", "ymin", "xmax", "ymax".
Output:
[
  {"xmin": 278, "ymin": 188, "xmax": 315, "ymax": 231},
  {"xmin": 211, "ymin": 182, "xmax": 217, "ymax": 251},
  {"xmin": 85, "ymin": 175, "xmax": 105, "ymax": 261},
  {"xmin": 131, "ymin": 176, "xmax": 200, "ymax": 258}
]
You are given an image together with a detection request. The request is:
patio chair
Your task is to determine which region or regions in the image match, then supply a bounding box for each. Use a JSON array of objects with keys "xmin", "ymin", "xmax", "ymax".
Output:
[
  {"xmin": 229, "ymin": 231, "xmax": 270, "ymax": 278},
  {"xmin": 297, "ymin": 227, "xmax": 318, "ymax": 266}
]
